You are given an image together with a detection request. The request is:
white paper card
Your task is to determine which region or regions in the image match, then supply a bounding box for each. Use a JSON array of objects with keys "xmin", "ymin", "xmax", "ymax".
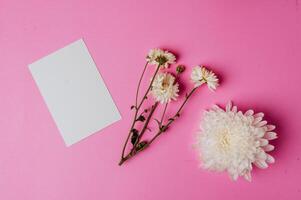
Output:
[{"xmin": 29, "ymin": 39, "xmax": 121, "ymax": 146}]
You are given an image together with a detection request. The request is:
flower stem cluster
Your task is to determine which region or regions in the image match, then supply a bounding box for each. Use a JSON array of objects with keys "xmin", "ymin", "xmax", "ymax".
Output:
[{"xmin": 119, "ymin": 48, "xmax": 219, "ymax": 165}]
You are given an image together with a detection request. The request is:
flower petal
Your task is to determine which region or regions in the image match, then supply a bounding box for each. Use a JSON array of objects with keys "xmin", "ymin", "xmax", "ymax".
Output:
[
  {"xmin": 230, "ymin": 172, "xmax": 239, "ymax": 181},
  {"xmin": 243, "ymin": 172, "xmax": 252, "ymax": 182},
  {"xmin": 266, "ymin": 154, "xmax": 275, "ymax": 164},
  {"xmin": 253, "ymin": 117, "xmax": 263, "ymax": 125},
  {"xmin": 259, "ymin": 139, "xmax": 269, "ymax": 146},
  {"xmin": 265, "ymin": 132, "xmax": 278, "ymax": 140},
  {"xmin": 232, "ymin": 106, "xmax": 237, "ymax": 112},
  {"xmin": 255, "ymin": 130, "xmax": 265, "ymax": 138},
  {"xmin": 226, "ymin": 101, "xmax": 232, "ymax": 112},
  {"xmin": 266, "ymin": 124, "xmax": 276, "ymax": 131},
  {"xmin": 254, "ymin": 112, "xmax": 264, "ymax": 118},
  {"xmin": 262, "ymin": 144, "xmax": 275, "ymax": 152},
  {"xmin": 245, "ymin": 109, "xmax": 254, "ymax": 116},
  {"xmin": 257, "ymin": 120, "xmax": 268, "ymax": 127},
  {"xmin": 256, "ymin": 150, "xmax": 267, "ymax": 160},
  {"xmin": 255, "ymin": 160, "xmax": 268, "ymax": 169}
]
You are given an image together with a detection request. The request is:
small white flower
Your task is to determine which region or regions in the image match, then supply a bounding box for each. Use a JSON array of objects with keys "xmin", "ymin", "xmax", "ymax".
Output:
[
  {"xmin": 191, "ymin": 66, "xmax": 219, "ymax": 90},
  {"xmin": 196, "ymin": 102, "xmax": 277, "ymax": 181},
  {"xmin": 151, "ymin": 73, "xmax": 179, "ymax": 103},
  {"xmin": 146, "ymin": 48, "xmax": 176, "ymax": 68}
]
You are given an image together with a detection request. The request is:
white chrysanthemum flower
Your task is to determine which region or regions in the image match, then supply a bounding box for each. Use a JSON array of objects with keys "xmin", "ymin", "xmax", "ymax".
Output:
[
  {"xmin": 151, "ymin": 73, "xmax": 179, "ymax": 103},
  {"xmin": 196, "ymin": 102, "xmax": 277, "ymax": 181},
  {"xmin": 191, "ymin": 66, "xmax": 219, "ymax": 91},
  {"xmin": 146, "ymin": 48, "xmax": 176, "ymax": 68}
]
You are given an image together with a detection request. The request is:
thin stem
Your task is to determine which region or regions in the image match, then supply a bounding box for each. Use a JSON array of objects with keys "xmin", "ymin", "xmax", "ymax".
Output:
[
  {"xmin": 149, "ymin": 87, "xmax": 197, "ymax": 145},
  {"xmin": 135, "ymin": 62, "xmax": 148, "ymax": 107},
  {"xmin": 160, "ymin": 103, "xmax": 168, "ymax": 126},
  {"xmin": 118, "ymin": 153, "xmax": 131, "ymax": 165},
  {"xmin": 137, "ymin": 65, "xmax": 160, "ymax": 110},
  {"xmin": 174, "ymin": 87, "xmax": 197, "ymax": 118},
  {"xmin": 119, "ymin": 87, "xmax": 199, "ymax": 165},
  {"xmin": 133, "ymin": 102, "xmax": 159, "ymax": 147},
  {"xmin": 119, "ymin": 64, "xmax": 161, "ymax": 162},
  {"xmin": 120, "ymin": 112, "xmax": 138, "ymax": 161},
  {"xmin": 120, "ymin": 63, "xmax": 148, "ymax": 160}
]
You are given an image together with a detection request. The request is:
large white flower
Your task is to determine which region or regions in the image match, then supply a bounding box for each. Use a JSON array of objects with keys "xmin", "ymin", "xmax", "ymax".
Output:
[
  {"xmin": 196, "ymin": 102, "xmax": 277, "ymax": 181},
  {"xmin": 191, "ymin": 66, "xmax": 219, "ymax": 90},
  {"xmin": 151, "ymin": 73, "xmax": 179, "ymax": 103},
  {"xmin": 146, "ymin": 48, "xmax": 176, "ymax": 68}
]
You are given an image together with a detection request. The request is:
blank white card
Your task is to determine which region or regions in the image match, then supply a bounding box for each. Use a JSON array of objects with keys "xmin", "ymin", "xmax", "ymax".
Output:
[{"xmin": 29, "ymin": 39, "xmax": 121, "ymax": 146}]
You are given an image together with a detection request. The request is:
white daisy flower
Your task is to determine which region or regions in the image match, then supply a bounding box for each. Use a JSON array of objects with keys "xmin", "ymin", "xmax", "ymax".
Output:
[
  {"xmin": 196, "ymin": 102, "xmax": 277, "ymax": 181},
  {"xmin": 151, "ymin": 73, "xmax": 179, "ymax": 103},
  {"xmin": 191, "ymin": 66, "xmax": 219, "ymax": 90},
  {"xmin": 146, "ymin": 48, "xmax": 176, "ymax": 68}
]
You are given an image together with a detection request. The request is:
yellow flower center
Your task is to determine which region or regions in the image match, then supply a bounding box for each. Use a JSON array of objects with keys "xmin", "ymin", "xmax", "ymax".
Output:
[
  {"xmin": 155, "ymin": 55, "xmax": 168, "ymax": 66},
  {"xmin": 162, "ymin": 79, "xmax": 169, "ymax": 89},
  {"xmin": 218, "ymin": 130, "xmax": 231, "ymax": 151}
]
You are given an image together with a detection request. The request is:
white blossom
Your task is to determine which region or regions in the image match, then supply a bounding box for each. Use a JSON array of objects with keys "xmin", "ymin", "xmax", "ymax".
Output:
[
  {"xmin": 151, "ymin": 73, "xmax": 179, "ymax": 103},
  {"xmin": 146, "ymin": 48, "xmax": 176, "ymax": 68},
  {"xmin": 191, "ymin": 66, "xmax": 219, "ymax": 90},
  {"xmin": 196, "ymin": 102, "xmax": 277, "ymax": 181}
]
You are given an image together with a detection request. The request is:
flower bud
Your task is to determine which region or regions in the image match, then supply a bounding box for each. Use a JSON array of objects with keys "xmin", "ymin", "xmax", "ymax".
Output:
[{"xmin": 176, "ymin": 65, "xmax": 185, "ymax": 74}]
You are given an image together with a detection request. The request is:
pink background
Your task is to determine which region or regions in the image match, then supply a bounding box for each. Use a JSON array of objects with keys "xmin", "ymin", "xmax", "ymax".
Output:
[{"xmin": 0, "ymin": 0, "xmax": 301, "ymax": 199}]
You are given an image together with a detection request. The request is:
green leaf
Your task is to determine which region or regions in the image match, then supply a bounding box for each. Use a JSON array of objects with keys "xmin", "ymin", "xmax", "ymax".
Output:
[
  {"xmin": 137, "ymin": 115, "xmax": 146, "ymax": 122},
  {"xmin": 135, "ymin": 141, "xmax": 148, "ymax": 151},
  {"xmin": 131, "ymin": 129, "xmax": 139, "ymax": 145}
]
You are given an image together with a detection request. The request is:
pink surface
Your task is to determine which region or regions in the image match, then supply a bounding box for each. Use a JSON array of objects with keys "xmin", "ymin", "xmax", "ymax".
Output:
[{"xmin": 0, "ymin": 0, "xmax": 300, "ymax": 199}]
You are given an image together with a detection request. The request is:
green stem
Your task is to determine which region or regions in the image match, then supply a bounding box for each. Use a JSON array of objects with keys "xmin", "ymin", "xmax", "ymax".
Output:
[
  {"xmin": 119, "ymin": 64, "xmax": 161, "ymax": 164},
  {"xmin": 160, "ymin": 103, "xmax": 168, "ymax": 127},
  {"xmin": 135, "ymin": 62, "xmax": 148, "ymax": 108},
  {"xmin": 136, "ymin": 65, "xmax": 160, "ymax": 111},
  {"xmin": 133, "ymin": 102, "xmax": 159, "ymax": 148},
  {"xmin": 119, "ymin": 87, "xmax": 198, "ymax": 165},
  {"xmin": 149, "ymin": 87, "xmax": 197, "ymax": 145}
]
